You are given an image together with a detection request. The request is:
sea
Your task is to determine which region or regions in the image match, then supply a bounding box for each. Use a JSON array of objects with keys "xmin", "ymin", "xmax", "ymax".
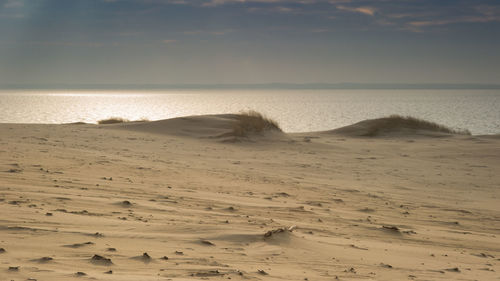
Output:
[{"xmin": 0, "ymin": 89, "xmax": 499, "ymax": 135}]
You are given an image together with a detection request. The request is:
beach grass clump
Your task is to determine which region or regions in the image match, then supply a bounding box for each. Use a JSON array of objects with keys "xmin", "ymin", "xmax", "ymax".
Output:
[
  {"xmin": 233, "ymin": 110, "xmax": 282, "ymax": 137},
  {"xmin": 97, "ymin": 117, "xmax": 150, "ymax": 124},
  {"xmin": 97, "ymin": 117, "xmax": 130, "ymax": 124},
  {"xmin": 364, "ymin": 115, "xmax": 471, "ymax": 136}
]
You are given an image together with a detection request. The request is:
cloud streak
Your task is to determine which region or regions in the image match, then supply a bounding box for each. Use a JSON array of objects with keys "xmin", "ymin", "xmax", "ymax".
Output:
[
  {"xmin": 336, "ymin": 5, "xmax": 375, "ymax": 16},
  {"xmin": 3, "ymin": 0, "xmax": 24, "ymax": 8},
  {"xmin": 403, "ymin": 4, "xmax": 500, "ymax": 31},
  {"xmin": 162, "ymin": 39, "xmax": 178, "ymax": 44}
]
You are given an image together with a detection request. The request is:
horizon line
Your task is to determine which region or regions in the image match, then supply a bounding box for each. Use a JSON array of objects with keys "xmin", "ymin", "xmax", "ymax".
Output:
[{"xmin": 1, "ymin": 82, "xmax": 500, "ymax": 90}]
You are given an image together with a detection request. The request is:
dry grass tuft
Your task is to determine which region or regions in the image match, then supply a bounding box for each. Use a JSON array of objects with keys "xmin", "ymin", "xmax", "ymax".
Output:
[
  {"xmin": 233, "ymin": 110, "xmax": 282, "ymax": 137},
  {"xmin": 364, "ymin": 115, "xmax": 471, "ymax": 136},
  {"xmin": 97, "ymin": 117, "xmax": 129, "ymax": 124},
  {"xmin": 97, "ymin": 117, "xmax": 150, "ymax": 124}
]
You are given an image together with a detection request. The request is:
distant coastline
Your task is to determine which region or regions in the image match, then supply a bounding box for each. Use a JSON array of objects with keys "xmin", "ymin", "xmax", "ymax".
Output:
[{"xmin": 1, "ymin": 83, "xmax": 500, "ymax": 90}]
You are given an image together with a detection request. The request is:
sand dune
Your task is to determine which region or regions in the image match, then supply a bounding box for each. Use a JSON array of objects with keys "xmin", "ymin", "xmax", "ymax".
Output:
[
  {"xmin": 327, "ymin": 115, "xmax": 471, "ymax": 137},
  {"xmin": 110, "ymin": 114, "xmax": 239, "ymax": 138},
  {"xmin": 107, "ymin": 113, "xmax": 285, "ymax": 142},
  {"xmin": 0, "ymin": 114, "xmax": 499, "ymax": 280}
]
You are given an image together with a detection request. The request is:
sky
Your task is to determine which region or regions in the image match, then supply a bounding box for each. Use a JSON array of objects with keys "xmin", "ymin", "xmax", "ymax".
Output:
[{"xmin": 0, "ymin": 0, "xmax": 499, "ymax": 86}]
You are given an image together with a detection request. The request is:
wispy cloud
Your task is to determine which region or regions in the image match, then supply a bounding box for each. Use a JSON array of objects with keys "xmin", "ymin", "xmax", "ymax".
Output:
[
  {"xmin": 409, "ymin": 16, "xmax": 500, "ymax": 27},
  {"xmin": 406, "ymin": 5, "xmax": 500, "ymax": 31},
  {"xmin": 2, "ymin": 0, "xmax": 500, "ymax": 36},
  {"xmin": 475, "ymin": 4, "xmax": 500, "ymax": 22},
  {"xmin": 202, "ymin": 0, "xmax": 241, "ymax": 7},
  {"xmin": 183, "ymin": 29, "xmax": 234, "ymax": 35},
  {"xmin": 247, "ymin": 5, "xmax": 299, "ymax": 13},
  {"xmin": 200, "ymin": 0, "xmax": 318, "ymax": 7},
  {"xmin": 24, "ymin": 41, "xmax": 110, "ymax": 48},
  {"xmin": 310, "ymin": 28, "xmax": 329, "ymax": 33},
  {"xmin": 162, "ymin": 39, "xmax": 178, "ymax": 44},
  {"xmin": 3, "ymin": 0, "xmax": 24, "ymax": 8},
  {"xmin": 336, "ymin": 5, "xmax": 376, "ymax": 16},
  {"xmin": 328, "ymin": 0, "xmax": 352, "ymax": 3}
]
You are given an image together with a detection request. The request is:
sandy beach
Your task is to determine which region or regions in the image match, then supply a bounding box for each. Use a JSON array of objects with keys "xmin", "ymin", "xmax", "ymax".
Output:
[{"xmin": 1, "ymin": 114, "xmax": 499, "ymax": 281}]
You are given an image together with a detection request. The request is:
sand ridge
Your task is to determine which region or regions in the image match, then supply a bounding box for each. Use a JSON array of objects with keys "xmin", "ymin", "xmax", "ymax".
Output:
[{"xmin": 0, "ymin": 115, "xmax": 499, "ymax": 280}]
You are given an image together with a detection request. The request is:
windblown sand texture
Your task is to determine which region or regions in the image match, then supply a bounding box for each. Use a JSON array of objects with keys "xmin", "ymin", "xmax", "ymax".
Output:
[{"xmin": 1, "ymin": 114, "xmax": 499, "ymax": 280}]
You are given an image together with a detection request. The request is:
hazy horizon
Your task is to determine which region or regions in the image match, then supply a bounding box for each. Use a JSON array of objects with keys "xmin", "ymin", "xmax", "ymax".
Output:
[
  {"xmin": 2, "ymin": 82, "xmax": 500, "ymax": 90},
  {"xmin": 1, "ymin": 0, "xmax": 499, "ymax": 86}
]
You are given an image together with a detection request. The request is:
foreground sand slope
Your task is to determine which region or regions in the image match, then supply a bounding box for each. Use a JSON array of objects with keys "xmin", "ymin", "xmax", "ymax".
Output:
[{"xmin": 0, "ymin": 116, "xmax": 499, "ymax": 281}]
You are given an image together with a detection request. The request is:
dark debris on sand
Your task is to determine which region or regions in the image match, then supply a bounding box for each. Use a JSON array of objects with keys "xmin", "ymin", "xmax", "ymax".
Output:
[
  {"xmin": 382, "ymin": 225, "xmax": 401, "ymax": 233},
  {"xmin": 63, "ymin": 241, "xmax": 94, "ymax": 248},
  {"xmin": 120, "ymin": 200, "xmax": 132, "ymax": 206},
  {"xmin": 90, "ymin": 254, "xmax": 113, "ymax": 266},
  {"xmin": 34, "ymin": 257, "xmax": 54, "ymax": 263},
  {"xmin": 132, "ymin": 252, "xmax": 153, "ymax": 263},
  {"xmin": 264, "ymin": 225, "xmax": 296, "ymax": 237},
  {"xmin": 258, "ymin": 269, "xmax": 269, "ymax": 275},
  {"xmin": 200, "ymin": 240, "xmax": 215, "ymax": 246},
  {"xmin": 445, "ymin": 267, "xmax": 461, "ymax": 273},
  {"xmin": 473, "ymin": 253, "xmax": 495, "ymax": 258},
  {"xmin": 380, "ymin": 263, "xmax": 393, "ymax": 268},
  {"xmin": 191, "ymin": 269, "xmax": 224, "ymax": 277}
]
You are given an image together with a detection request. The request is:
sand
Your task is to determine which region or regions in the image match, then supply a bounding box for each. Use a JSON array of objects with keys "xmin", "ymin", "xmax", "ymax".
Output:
[{"xmin": 0, "ymin": 115, "xmax": 499, "ymax": 281}]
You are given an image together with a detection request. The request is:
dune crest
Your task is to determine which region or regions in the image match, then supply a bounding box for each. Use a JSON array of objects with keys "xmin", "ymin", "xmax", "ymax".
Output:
[
  {"xmin": 96, "ymin": 113, "xmax": 478, "ymax": 140},
  {"xmin": 108, "ymin": 112, "xmax": 285, "ymax": 142},
  {"xmin": 327, "ymin": 115, "xmax": 471, "ymax": 137}
]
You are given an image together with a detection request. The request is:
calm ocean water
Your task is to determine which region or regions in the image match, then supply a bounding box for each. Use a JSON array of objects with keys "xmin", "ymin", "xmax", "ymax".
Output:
[{"xmin": 0, "ymin": 89, "xmax": 499, "ymax": 135}]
